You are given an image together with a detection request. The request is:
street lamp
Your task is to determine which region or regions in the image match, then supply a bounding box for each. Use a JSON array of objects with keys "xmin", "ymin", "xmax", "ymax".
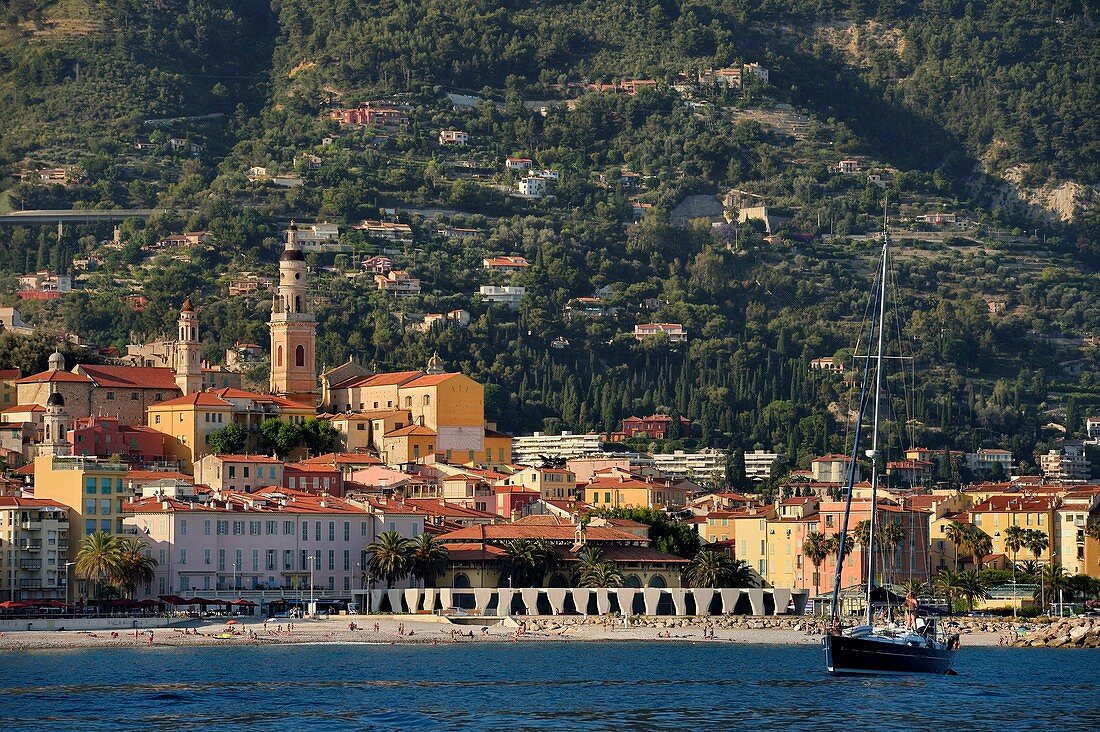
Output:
[
  {"xmin": 309, "ymin": 555, "xmax": 318, "ymax": 617},
  {"xmin": 64, "ymin": 561, "xmax": 77, "ymax": 609}
]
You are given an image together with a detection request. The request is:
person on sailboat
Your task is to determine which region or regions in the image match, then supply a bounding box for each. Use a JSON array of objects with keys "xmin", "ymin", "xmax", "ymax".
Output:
[{"xmin": 904, "ymin": 591, "xmax": 918, "ymax": 629}]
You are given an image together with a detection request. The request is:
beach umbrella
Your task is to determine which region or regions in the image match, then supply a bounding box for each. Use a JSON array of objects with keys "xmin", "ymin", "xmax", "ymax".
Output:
[{"xmin": 225, "ymin": 619, "xmax": 239, "ymax": 625}]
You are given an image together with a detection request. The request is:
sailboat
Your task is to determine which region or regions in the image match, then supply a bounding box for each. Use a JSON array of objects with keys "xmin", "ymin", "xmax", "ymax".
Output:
[{"xmin": 822, "ymin": 212, "xmax": 960, "ymax": 676}]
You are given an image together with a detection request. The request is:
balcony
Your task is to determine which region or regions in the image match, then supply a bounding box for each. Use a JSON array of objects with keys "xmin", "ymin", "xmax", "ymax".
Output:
[
  {"xmin": 20, "ymin": 520, "xmax": 42, "ymax": 530},
  {"xmin": 19, "ymin": 580, "xmax": 43, "ymax": 589},
  {"xmin": 20, "ymin": 541, "xmax": 42, "ymax": 552},
  {"xmin": 58, "ymin": 542, "xmax": 69, "ymax": 553},
  {"xmin": 19, "ymin": 561, "xmax": 42, "ymax": 571}
]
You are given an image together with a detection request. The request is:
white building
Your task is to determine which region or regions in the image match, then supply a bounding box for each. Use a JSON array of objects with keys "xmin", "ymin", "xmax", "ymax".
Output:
[
  {"xmin": 479, "ymin": 285, "xmax": 525, "ymax": 309},
  {"xmin": 1086, "ymin": 416, "xmax": 1100, "ymax": 441},
  {"xmin": 518, "ymin": 177, "xmax": 546, "ymax": 198},
  {"xmin": 1038, "ymin": 441, "xmax": 1091, "ymax": 482},
  {"xmin": 744, "ymin": 450, "xmax": 783, "ymax": 482},
  {"xmin": 811, "ymin": 454, "xmax": 859, "ymax": 483},
  {"xmin": 649, "ymin": 449, "xmax": 726, "ymax": 483},
  {"xmin": 512, "ymin": 431, "xmax": 603, "ymax": 464},
  {"xmin": 965, "ymin": 448, "xmax": 1013, "ymax": 476},
  {"xmin": 438, "ymin": 130, "xmax": 469, "ymax": 146}
]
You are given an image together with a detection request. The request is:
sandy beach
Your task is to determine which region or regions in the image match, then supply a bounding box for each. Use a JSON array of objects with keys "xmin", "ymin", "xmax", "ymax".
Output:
[{"xmin": 0, "ymin": 615, "xmax": 1018, "ymax": 652}]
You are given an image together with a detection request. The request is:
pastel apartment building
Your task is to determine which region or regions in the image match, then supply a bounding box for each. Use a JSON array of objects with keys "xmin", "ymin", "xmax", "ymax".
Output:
[
  {"xmin": 0, "ymin": 496, "xmax": 70, "ymax": 601},
  {"xmin": 193, "ymin": 454, "xmax": 284, "ymax": 493},
  {"xmin": 634, "ymin": 323, "xmax": 687, "ymax": 343},
  {"xmin": 375, "ymin": 270, "xmax": 422, "ymax": 296},
  {"xmin": 329, "ymin": 103, "xmax": 409, "ymax": 129},
  {"xmin": 124, "ymin": 485, "xmax": 425, "ymax": 595},
  {"xmin": 483, "ymin": 256, "xmax": 530, "ymax": 272},
  {"xmin": 438, "ymin": 130, "xmax": 468, "ymax": 145},
  {"xmin": 479, "ymin": 285, "xmax": 525, "ymax": 309}
]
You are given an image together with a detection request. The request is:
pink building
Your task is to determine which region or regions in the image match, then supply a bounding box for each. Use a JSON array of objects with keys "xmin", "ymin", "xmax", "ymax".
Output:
[
  {"xmin": 284, "ymin": 462, "xmax": 344, "ymax": 497},
  {"xmin": 816, "ymin": 499, "xmax": 931, "ymax": 595},
  {"xmin": 124, "ymin": 486, "xmax": 425, "ymax": 596},
  {"xmin": 68, "ymin": 416, "xmax": 165, "ymax": 462}
]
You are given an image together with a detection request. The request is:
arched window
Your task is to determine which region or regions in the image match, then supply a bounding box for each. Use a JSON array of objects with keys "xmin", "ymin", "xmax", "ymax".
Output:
[
  {"xmin": 423, "ymin": 395, "xmax": 430, "ymax": 406},
  {"xmin": 625, "ymin": 575, "xmax": 642, "ymax": 588},
  {"xmin": 648, "ymin": 574, "xmax": 667, "ymax": 588},
  {"xmin": 276, "ymin": 346, "xmax": 283, "ymax": 367},
  {"xmin": 453, "ymin": 573, "xmax": 471, "ymax": 588},
  {"xmin": 294, "ymin": 295, "xmax": 301, "ymax": 313},
  {"xmin": 404, "ymin": 396, "xmax": 412, "ymax": 408},
  {"xmin": 295, "ymin": 345, "xmax": 305, "ymax": 367}
]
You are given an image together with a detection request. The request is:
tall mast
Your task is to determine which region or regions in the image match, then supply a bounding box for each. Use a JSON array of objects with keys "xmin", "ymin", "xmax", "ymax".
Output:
[{"xmin": 865, "ymin": 204, "xmax": 889, "ymax": 627}]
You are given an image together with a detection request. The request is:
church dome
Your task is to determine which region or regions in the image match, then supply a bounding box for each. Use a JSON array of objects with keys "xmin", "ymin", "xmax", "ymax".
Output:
[
  {"xmin": 47, "ymin": 390, "xmax": 65, "ymax": 407},
  {"xmin": 47, "ymin": 350, "xmax": 65, "ymax": 371},
  {"xmin": 180, "ymin": 296, "xmax": 194, "ymax": 313},
  {"xmin": 280, "ymin": 248, "xmax": 305, "ymax": 262}
]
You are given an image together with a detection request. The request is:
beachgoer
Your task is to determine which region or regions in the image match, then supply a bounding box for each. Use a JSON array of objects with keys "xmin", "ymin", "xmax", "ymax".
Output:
[{"xmin": 904, "ymin": 592, "xmax": 918, "ymax": 629}]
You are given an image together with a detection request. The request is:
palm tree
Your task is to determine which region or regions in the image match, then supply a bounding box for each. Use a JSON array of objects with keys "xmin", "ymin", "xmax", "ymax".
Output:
[
  {"xmin": 685, "ymin": 549, "xmax": 734, "ymax": 588},
  {"xmin": 802, "ymin": 531, "xmax": 829, "ymax": 595},
  {"xmin": 956, "ymin": 570, "xmax": 990, "ymax": 613},
  {"xmin": 963, "ymin": 527, "xmax": 993, "ymax": 569},
  {"xmin": 1035, "ymin": 563, "xmax": 1069, "ymax": 613},
  {"xmin": 1003, "ymin": 524, "xmax": 1027, "ymax": 617},
  {"xmin": 407, "ymin": 533, "xmax": 450, "ymax": 588},
  {"xmin": 367, "ymin": 531, "xmax": 411, "ymax": 588},
  {"xmin": 573, "ymin": 546, "xmax": 606, "ymax": 584},
  {"xmin": 75, "ymin": 531, "xmax": 121, "ymax": 601},
  {"xmin": 1025, "ymin": 529, "xmax": 1049, "ymax": 563},
  {"xmin": 944, "ymin": 521, "xmax": 967, "ymax": 571},
  {"xmin": 1018, "ymin": 559, "xmax": 1040, "ymax": 579},
  {"xmin": 852, "ymin": 520, "xmax": 872, "ymax": 553},
  {"xmin": 932, "ymin": 569, "xmax": 962, "ymax": 615},
  {"xmin": 114, "ymin": 537, "xmax": 158, "ymax": 599},
  {"xmin": 725, "ymin": 558, "xmax": 758, "ymax": 589},
  {"xmin": 878, "ymin": 520, "xmax": 906, "ymax": 577},
  {"xmin": 580, "ymin": 560, "xmax": 625, "ymax": 588},
  {"xmin": 497, "ymin": 538, "xmax": 539, "ymax": 587},
  {"xmin": 899, "ymin": 578, "xmax": 926, "ymax": 599},
  {"xmin": 531, "ymin": 539, "xmax": 560, "ymax": 587},
  {"xmin": 1086, "ymin": 520, "xmax": 1100, "ymax": 542}
]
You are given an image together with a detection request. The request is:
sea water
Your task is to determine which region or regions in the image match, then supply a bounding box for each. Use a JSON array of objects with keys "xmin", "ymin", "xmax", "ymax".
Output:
[{"xmin": 1, "ymin": 642, "xmax": 1097, "ymax": 730}]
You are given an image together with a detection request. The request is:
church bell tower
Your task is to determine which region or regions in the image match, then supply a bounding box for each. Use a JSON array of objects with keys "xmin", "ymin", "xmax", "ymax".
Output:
[{"xmin": 269, "ymin": 223, "xmax": 317, "ymax": 403}]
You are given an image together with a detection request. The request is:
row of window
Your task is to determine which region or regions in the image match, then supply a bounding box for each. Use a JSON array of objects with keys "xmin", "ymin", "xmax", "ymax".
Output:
[
  {"xmin": 191, "ymin": 518, "xmax": 371, "ymax": 540},
  {"xmin": 180, "ymin": 547, "xmax": 367, "ymax": 573},
  {"xmin": 85, "ymin": 477, "xmax": 124, "ymax": 494}
]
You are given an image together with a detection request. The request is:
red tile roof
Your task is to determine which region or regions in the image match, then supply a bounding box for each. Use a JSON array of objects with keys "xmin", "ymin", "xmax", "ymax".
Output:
[
  {"xmin": 1, "ymin": 404, "xmax": 44, "ymax": 413},
  {"xmin": 440, "ymin": 523, "xmax": 642, "ymax": 543},
  {"xmin": 332, "ymin": 370, "xmax": 423, "ymax": 390},
  {"xmin": 78, "ymin": 364, "xmax": 180, "ymax": 390},
  {"xmin": 0, "ymin": 369, "xmax": 21, "ymax": 379},
  {"xmin": 299, "ymin": 452, "xmax": 383, "ymax": 466},
  {"xmin": 16, "ymin": 370, "xmax": 91, "ymax": 384},
  {"xmin": 385, "ymin": 424, "xmax": 436, "ymax": 437},
  {"xmin": 402, "ymin": 373, "xmax": 461, "ymax": 388},
  {"xmin": 207, "ymin": 454, "xmax": 281, "ymax": 463},
  {"xmin": 0, "ymin": 496, "xmax": 67, "ymax": 509},
  {"xmin": 970, "ymin": 495, "xmax": 1059, "ymax": 513},
  {"xmin": 149, "ymin": 392, "xmax": 232, "ymax": 408}
]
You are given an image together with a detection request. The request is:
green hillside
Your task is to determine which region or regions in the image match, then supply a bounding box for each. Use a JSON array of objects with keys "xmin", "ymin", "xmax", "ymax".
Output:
[{"xmin": 0, "ymin": 0, "xmax": 1097, "ymax": 481}]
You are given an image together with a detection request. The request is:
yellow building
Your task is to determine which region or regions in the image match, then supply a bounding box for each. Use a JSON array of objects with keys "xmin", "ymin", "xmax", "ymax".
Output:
[
  {"xmin": 381, "ymin": 424, "xmax": 437, "ymax": 464},
  {"xmin": 146, "ymin": 388, "xmax": 315, "ymax": 471},
  {"xmin": 329, "ymin": 410, "xmax": 409, "ymax": 452},
  {"xmin": 269, "ymin": 224, "xmax": 318, "ymax": 403},
  {"xmin": 1054, "ymin": 490, "xmax": 1100, "ymax": 576},
  {"xmin": 584, "ymin": 475, "xmax": 689, "ymax": 511},
  {"xmin": 499, "ymin": 466, "xmax": 577, "ymax": 501},
  {"xmin": 0, "ymin": 367, "xmax": 19, "ymax": 407},
  {"xmin": 969, "ymin": 495, "xmax": 1057, "ymax": 563},
  {"xmin": 33, "ymin": 455, "xmax": 130, "ymax": 541},
  {"xmin": 730, "ymin": 508, "xmax": 775, "ymax": 584},
  {"xmin": 321, "ymin": 356, "xmax": 491, "ymax": 459}
]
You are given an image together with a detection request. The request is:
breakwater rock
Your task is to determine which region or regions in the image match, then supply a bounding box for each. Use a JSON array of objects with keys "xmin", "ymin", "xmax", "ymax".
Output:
[{"xmin": 1014, "ymin": 617, "xmax": 1100, "ymax": 648}]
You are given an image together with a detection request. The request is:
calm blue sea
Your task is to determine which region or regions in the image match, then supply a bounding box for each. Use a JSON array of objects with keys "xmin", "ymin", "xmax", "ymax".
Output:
[{"xmin": 1, "ymin": 642, "xmax": 1097, "ymax": 731}]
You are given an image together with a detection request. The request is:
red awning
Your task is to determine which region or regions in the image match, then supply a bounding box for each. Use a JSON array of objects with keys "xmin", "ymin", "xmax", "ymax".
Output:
[{"xmin": 230, "ymin": 599, "xmax": 257, "ymax": 606}]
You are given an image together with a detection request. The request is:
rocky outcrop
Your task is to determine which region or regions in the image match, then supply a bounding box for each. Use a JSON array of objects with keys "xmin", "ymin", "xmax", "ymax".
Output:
[{"xmin": 1013, "ymin": 617, "xmax": 1100, "ymax": 649}]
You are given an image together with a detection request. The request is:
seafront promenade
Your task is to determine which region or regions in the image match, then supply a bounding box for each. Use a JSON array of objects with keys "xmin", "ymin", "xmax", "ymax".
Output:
[{"xmin": 0, "ymin": 614, "xmax": 1018, "ymax": 652}]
